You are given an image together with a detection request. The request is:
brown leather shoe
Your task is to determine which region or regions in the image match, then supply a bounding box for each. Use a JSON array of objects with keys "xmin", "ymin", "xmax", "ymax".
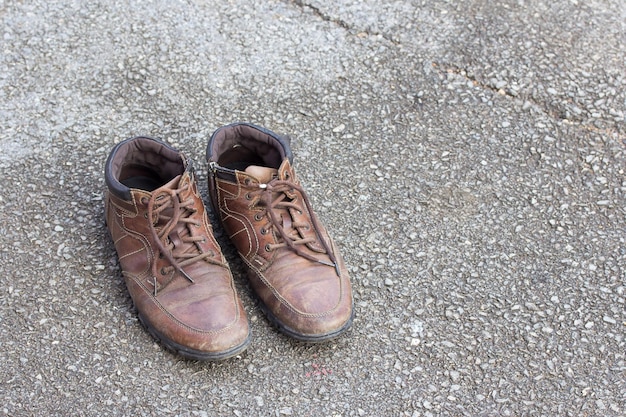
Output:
[
  {"xmin": 206, "ymin": 123, "xmax": 353, "ymax": 342},
  {"xmin": 105, "ymin": 136, "xmax": 250, "ymax": 360}
]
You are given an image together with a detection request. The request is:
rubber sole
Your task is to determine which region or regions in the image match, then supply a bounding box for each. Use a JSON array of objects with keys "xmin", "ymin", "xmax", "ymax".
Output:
[{"xmin": 137, "ymin": 313, "xmax": 251, "ymax": 361}]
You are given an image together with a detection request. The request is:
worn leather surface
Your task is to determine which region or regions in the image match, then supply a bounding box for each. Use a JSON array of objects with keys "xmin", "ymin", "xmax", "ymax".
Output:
[
  {"xmin": 207, "ymin": 125, "xmax": 353, "ymax": 339},
  {"xmin": 105, "ymin": 137, "xmax": 249, "ymax": 358}
]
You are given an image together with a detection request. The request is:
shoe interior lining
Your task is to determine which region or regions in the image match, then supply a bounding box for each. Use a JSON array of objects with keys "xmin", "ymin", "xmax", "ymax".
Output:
[
  {"xmin": 211, "ymin": 124, "xmax": 288, "ymax": 171},
  {"xmin": 112, "ymin": 137, "xmax": 184, "ymax": 191},
  {"xmin": 120, "ymin": 173, "xmax": 166, "ymax": 191}
]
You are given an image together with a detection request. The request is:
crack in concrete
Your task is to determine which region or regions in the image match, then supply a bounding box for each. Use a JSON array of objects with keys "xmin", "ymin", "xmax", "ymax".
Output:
[
  {"xmin": 289, "ymin": 1, "xmax": 623, "ymax": 139},
  {"xmin": 436, "ymin": 62, "xmax": 517, "ymax": 99},
  {"xmin": 292, "ymin": 0, "xmax": 400, "ymax": 44},
  {"xmin": 434, "ymin": 62, "xmax": 625, "ymax": 139}
]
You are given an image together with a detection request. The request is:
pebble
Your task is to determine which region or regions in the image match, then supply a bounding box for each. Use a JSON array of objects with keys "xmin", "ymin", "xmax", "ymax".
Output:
[{"xmin": 332, "ymin": 124, "xmax": 346, "ymax": 133}]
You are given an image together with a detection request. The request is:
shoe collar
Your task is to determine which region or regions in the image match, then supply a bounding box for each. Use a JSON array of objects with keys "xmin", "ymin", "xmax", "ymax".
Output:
[{"xmin": 105, "ymin": 136, "xmax": 189, "ymax": 200}]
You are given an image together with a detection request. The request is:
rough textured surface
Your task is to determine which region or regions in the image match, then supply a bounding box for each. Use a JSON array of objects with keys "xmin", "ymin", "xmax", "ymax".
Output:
[{"xmin": 1, "ymin": 0, "xmax": 624, "ymax": 416}]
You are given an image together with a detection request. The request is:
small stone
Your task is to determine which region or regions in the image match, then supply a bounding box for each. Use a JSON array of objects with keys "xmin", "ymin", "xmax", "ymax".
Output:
[
  {"xmin": 384, "ymin": 278, "xmax": 394, "ymax": 286},
  {"xmin": 603, "ymin": 316, "xmax": 616, "ymax": 324},
  {"xmin": 54, "ymin": 225, "xmax": 64, "ymax": 232},
  {"xmin": 332, "ymin": 124, "xmax": 346, "ymax": 133}
]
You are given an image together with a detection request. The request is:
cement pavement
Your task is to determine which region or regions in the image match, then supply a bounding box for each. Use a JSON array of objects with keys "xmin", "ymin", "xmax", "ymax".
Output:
[{"xmin": 1, "ymin": 0, "xmax": 625, "ymax": 415}]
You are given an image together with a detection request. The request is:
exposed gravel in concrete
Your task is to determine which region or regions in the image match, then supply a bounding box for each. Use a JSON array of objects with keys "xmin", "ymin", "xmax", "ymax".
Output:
[{"xmin": 1, "ymin": 0, "xmax": 624, "ymax": 416}]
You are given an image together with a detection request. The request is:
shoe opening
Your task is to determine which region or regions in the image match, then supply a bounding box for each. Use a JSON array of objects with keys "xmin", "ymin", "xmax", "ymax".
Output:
[
  {"xmin": 208, "ymin": 123, "xmax": 292, "ymax": 171},
  {"xmin": 109, "ymin": 137, "xmax": 185, "ymax": 192}
]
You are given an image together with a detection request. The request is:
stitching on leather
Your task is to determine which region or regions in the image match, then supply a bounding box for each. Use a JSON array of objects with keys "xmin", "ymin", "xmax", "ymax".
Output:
[{"xmin": 220, "ymin": 182, "xmax": 258, "ymax": 259}]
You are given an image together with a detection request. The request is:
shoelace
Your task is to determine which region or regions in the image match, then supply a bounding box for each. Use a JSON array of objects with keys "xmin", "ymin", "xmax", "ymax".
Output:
[
  {"xmin": 253, "ymin": 179, "xmax": 340, "ymax": 276},
  {"xmin": 146, "ymin": 183, "xmax": 224, "ymax": 295}
]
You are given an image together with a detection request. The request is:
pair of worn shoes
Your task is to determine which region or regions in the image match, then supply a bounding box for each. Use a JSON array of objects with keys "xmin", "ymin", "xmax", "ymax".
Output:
[{"xmin": 104, "ymin": 123, "xmax": 353, "ymax": 360}]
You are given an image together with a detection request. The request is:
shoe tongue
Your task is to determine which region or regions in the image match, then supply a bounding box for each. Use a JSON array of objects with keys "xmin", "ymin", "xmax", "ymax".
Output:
[
  {"xmin": 153, "ymin": 174, "xmax": 194, "ymax": 247},
  {"xmin": 152, "ymin": 174, "xmax": 183, "ymax": 226},
  {"xmin": 244, "ymin": 165, "xmax": 278, "ymax": 183}
]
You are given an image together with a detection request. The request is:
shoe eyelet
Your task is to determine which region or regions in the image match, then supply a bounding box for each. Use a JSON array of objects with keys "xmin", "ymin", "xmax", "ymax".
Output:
[
  {"xmin": 254, "ymin": 213, "xmax": 263, "ymax": 221},
  {"xmin": 244, "ymin": 178, "xmax": 252, "ymax": 186},
  {"xmin": 159, "ymin": 253, "xmax": 164, "ymax": 259},
  {"xmin": 143, "ymin": 213, "xmax": 149, "ymax": 219},
  {"xmin": 264, "ymin": 244, "xmax": 272, "ymax": 252},
  {"xmin": 160, "ymin": 267, "xmax": 167, "ymax": 275},
  {"xmin": 260, "ymin": 227, "xmax": 267, "ymax": 235},
  {"xmin": 140, "ymin": 197, "xmax": 149, "ymax": 205},
  {"xmin": 245, "ymin": 193, "xmax": 252, "ymax": 200}
]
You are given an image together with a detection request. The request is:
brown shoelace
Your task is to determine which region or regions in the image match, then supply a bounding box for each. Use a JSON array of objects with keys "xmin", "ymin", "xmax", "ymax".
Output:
[
  {"xmin": 252, "ymin": 179, "xmax": 340, "ymax": 276},
  {"xmin": 146, "ymin": 183, "xmax": 225, "ymax": 295}
]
